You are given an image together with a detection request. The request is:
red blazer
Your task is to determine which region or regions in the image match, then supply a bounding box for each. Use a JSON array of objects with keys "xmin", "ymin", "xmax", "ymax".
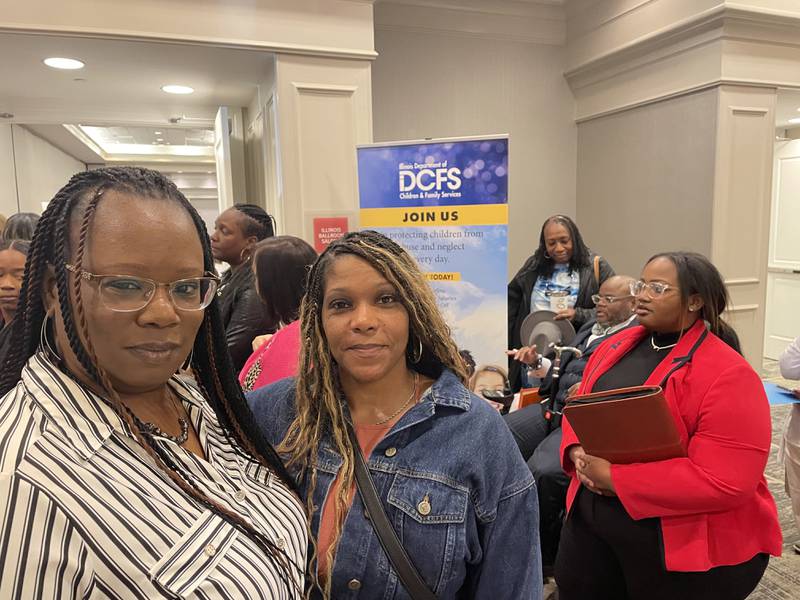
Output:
[{"xmin": 560, "ymin": 320, "xmax": 782, "ymax": 571}]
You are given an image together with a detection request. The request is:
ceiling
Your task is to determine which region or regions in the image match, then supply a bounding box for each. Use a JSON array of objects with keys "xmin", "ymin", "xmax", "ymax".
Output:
[
  {"xmin": 776, "ymin": 89, "xmax": 800, "ymax": 130},
  {"xmin": 77, "ymin": 125, "xmax": 215, "ymax": 159},
  {"xmin": 0, "ymin": 32, "xmax": 277, "ymax": 202},
  {"xmin": 0, "ymin": 32, "xmax": 273, "ymax": 126}
]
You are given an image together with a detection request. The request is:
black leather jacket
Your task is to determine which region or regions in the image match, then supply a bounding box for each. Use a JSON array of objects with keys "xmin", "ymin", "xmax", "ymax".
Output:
[{"xmin": 217, "ymin": 265, "xmax": 276, "ymax": 374}]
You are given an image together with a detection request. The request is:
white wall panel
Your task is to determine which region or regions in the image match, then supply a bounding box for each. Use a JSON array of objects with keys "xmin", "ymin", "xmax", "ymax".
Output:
[{"xmin": 372, "ymin": 28, "xmax": 577, "ymax": 278}]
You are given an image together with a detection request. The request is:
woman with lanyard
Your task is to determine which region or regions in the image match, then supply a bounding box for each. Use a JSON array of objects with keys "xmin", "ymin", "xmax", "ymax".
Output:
[
  {"xmin": 211, "ymin": 203, "xmax": 277, "ymax": 373},
  {"xmin": 0, "ymin": 167, "xmax": 306, "ymax": 598},
  {"xmin": 556, "ymin": 252, "xmax": 782, "ymax": 600},
  {"xmin": 508, "ymin": 215, "xmax": 614, "ymax": 390},
  {"xmin": 248, "ymin": 230, "xmax": 541, "ymax": 599}
]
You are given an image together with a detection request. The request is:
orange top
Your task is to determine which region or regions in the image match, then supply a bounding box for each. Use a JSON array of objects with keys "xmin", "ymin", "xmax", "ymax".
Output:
[{"xmin": 316, "ymin": 414, "xmax": 405, "ymax": 577}]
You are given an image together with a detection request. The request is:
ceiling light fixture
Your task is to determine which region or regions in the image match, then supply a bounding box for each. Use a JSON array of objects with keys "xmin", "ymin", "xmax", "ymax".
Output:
[
  {"xmin": 154, "ymin": 131, "xmax": 163, "ymax": 135},
  {"xmin": 161, "ymin": 84, "xmax": 194, "ymax": 95},
  {"xmin": 43, "ymin": 57, "xmax": 85, "ymax": 70},
  {"xmin": 789, "ymin": 117, "xmax": 800, "ymax": 124},
  {"xmin": 156, "ymin": 138, "xmax": 164, "ymax": 141}
]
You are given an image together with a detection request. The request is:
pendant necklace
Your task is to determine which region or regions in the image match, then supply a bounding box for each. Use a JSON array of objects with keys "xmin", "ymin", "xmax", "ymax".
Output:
[
  {"xmin": 650, "ymin": 335, "xmax": 678, "ymax": 352},
  {"xmin": 373, "ymin": 372, "xmax": 419, "ymax": 426},
  {"xmin": 136, "ymin": 388, "xmax": 189, "ymax": 445}
]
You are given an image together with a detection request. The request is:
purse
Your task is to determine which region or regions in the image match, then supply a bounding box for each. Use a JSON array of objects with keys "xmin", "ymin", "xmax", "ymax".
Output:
[{"xmin": 346, "ymin": 425, "xmax": 438, "ymax": 600}]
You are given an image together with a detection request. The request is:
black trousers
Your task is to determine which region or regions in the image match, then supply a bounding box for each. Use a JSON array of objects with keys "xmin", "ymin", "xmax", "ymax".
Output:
[
  {"xmin": 503, "ymin": 404, "xmax": 569, "ymax": 566},
  {"xmin": 555, "ymin": 488, "xmax": 769, "ymax": 600}
]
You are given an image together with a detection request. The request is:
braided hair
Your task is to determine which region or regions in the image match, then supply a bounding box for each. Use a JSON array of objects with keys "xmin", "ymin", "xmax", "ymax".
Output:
[
  {"xmin": 0, "ymin": 167, "xmax": 304, "ymax": 596},
  {"xmin": 233, "ymin": 203, "xmax": 275, "ymax": 241},
  {"xmin": 278, "ymin": 229, "xmax": 468, "ymax": 594}
]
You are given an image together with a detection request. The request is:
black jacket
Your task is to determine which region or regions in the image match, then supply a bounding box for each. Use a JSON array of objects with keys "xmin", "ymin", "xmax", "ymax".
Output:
[
  {"xmin": 217, "ymin": 265, "xmax": 276, "ymax": 374},
  {"xmin": 507, "ymin": 252, "xmax": 614, "ymax": 391},
  {"xmin": 538, "ymin": 318, "xmax": 637, "ymax": 414}
]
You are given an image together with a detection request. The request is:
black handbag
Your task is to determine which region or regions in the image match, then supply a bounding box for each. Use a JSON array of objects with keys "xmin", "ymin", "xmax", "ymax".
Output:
[{"xmin": 346, "ymin": 425, "xmax": 437, "ymax": 600}]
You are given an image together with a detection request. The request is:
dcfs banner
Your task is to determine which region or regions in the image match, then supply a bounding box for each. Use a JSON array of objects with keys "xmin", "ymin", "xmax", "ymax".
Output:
[{"xmin": 357, "ymin": 136, "xmax": 508, "ymax": 369}]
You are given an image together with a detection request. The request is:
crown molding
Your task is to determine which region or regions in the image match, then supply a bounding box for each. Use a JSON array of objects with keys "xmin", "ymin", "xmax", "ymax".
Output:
[
  {"xmin": 566, "ymin": 4, "xmax": 800, "ymax": 81},
  {"xmin": 566, "ymin": 4, "xmax": 800, "ymax": 121},
  {"xmin": 374, "ymin": 0, "xmax": 566, "ymax": 45}
]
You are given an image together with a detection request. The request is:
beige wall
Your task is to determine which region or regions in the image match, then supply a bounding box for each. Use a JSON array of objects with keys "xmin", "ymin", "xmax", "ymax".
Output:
[
  {"xmin": 0, "ymin": 125, "xmax": 86, "ymax": 218},
  {"xmin": 575, "ymin": 89, "xmax": 718, "ymax": 278},
  {"xmin": 372, "ymin": 28, "xmax": 577, "ymax": 278}
]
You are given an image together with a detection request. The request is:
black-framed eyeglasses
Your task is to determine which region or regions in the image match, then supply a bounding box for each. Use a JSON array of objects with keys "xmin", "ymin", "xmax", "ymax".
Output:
[
  {"xmin": 630, "ymin": 280, "xmax": 676, "ymax": 299},
  {"xmin": 591, "ymin": 294, "xmax": 633, "ymax": 305},
  {"xmin": 65, "ymin": 263, "xmax": 220, "ymax": 312}
]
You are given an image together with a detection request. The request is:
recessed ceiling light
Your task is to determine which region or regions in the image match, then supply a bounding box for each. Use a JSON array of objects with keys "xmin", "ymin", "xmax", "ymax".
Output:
[
  {"xmin": 789, "ymin": 117, "xmax": 800, "ymax": 124},
  {"xmin": 154, "ymin": 131, "xmax": 163, "ymax": 135},
  {"xmin": 161, "ymin": 84, "xmax": 194, "ymax": 95},
  {"xmin": 177, "ymin": 170, "xmax": 183, "ymax": 174},
  {"xmin": 156, "ymin": 138, "xmax": 164, "ymax": 141},
  {"xmin": 43, "ymin": 57, "xmax": 85, "ymax": 70}
]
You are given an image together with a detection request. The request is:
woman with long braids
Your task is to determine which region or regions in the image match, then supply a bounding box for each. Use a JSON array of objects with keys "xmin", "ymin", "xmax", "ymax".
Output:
[
  {"xmin": 211, "ymin": 203, "xmax": 277, "ymax": 372},
  {"xmin": 248, "ymin": 230, "xmax": 541, "ymax": 599},
  {"xmin": 0, "ymin": 167, "xmax": 306, "ymax": 598}
]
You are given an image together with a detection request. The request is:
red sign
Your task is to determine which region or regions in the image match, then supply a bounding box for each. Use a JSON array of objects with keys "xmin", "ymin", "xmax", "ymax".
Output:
[{"xmin": 313, "ymin": 217, "xmax": 349, "ymax": 253}]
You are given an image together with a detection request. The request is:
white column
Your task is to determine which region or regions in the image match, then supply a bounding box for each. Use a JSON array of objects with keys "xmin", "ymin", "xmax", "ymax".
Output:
[
  {"xmin": 710, "ymin": 85, "xmax": 777, "ymax": 364},
  {"xmin": 272, "ymin": 54, "xmax": 373, "ymax": 240}
]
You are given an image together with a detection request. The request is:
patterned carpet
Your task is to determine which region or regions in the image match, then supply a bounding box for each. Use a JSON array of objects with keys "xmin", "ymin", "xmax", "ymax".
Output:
[{"xmin": 750, "ymin": 402, "xmax": 800, "ymax": 599}]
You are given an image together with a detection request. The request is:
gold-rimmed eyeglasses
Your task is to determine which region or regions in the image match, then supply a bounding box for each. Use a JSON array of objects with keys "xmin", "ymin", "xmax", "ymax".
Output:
[{"xmin": 65, "ymin": 263, "xmax": 219, "ymax": 312}]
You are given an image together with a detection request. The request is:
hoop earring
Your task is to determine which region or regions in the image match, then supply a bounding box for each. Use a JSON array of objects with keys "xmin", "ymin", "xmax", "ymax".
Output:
[
  {"xmin": 240, "ymin": 247, "xmax": 253, "ymax": 263},
  {"xmin": 40, "ymin": 313, "xmax": 62, "ymax": 363},
  {"xmin": 410, "ymin": 336, "xmax": 423, "ymax": 364},
  {"xmin": 181, "ymin": 348, "xmax": 194, "ymax": 371},
  {"xmin": 544, "ymin": 251, "xmax": 551, "ymax": 259}
]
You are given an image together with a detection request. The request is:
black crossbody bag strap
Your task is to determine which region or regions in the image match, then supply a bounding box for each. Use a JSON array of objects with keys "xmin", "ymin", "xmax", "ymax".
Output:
[
  {"xmin": 658, "ymin": 329, "xmax": 708, "ymax": 388},
  {"xmin": 346, "ymin": 425, "xmax": 438, "ymax": 600}
]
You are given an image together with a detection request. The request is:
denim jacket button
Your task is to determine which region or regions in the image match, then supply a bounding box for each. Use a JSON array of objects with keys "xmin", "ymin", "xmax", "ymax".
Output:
[
  {"xmin": 348, "ymin": 579, "xmax": 362, "ymax": 590},
  {"xmin": 417, "ymin": 495, "xmax": 431, "ymax": 516},
  {"xmin": 384, "ymin": 447, "xmax": 397, "ymax": 457}
]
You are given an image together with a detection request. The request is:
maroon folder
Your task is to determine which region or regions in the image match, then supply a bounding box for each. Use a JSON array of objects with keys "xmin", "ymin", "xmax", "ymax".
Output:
[{"xmin": 562, "ymin": 385, "xmax": 686, "ymax": 464}]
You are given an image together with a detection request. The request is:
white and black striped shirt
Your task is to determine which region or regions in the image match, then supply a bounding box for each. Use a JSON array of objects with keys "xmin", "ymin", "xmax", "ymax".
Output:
[{"xmin": 0, "ymin": 353, "xmax": 307, "ymax": 599}]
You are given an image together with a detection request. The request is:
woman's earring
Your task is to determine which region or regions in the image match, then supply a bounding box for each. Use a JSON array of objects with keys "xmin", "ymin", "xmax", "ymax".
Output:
[
  {"xmin": 240, "ymin": 246, "xmax": 253, "ymax": 263},
  {"xmin": 180, "ymin": 349, "xmax": 194, "ymax": 371},
  {"xmin": 40, "ymin": 313, "xmax": 62, "ymax": 363},
  {"xmin": 544, "ymin": 251, "xmax": 551, "ymax": 259},
  {"xmin": 410, "ymin": 336, "xmax": 423, "ymax": 364}
]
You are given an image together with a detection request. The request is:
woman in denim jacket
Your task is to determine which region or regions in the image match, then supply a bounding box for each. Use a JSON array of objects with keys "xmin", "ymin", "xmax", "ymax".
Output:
[{"xmin": 248, "ymin": 230, "xmax": 542, "ymax": 599}]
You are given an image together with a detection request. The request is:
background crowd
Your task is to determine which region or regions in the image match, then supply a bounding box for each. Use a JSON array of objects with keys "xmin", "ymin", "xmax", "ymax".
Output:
[{"xmin": 0, "ymin": 167, "xmax": 795, "ymax": 600}]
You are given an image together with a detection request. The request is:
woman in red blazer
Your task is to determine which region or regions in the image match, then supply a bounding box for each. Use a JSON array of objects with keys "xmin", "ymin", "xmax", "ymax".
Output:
[{"xmin": 556, "ymin": 252, "xmax": 782, "ymax": 600}]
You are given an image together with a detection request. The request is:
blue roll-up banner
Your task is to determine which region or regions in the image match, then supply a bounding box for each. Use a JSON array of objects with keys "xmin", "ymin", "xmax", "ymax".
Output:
[{"xmin": 357, "ymin": 135, "xmax": 508, "ymax": 370}]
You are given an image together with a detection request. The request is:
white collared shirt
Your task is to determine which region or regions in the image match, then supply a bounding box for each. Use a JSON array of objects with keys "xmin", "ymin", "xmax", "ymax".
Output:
[{"xmin": 0, "ymin": 353, "xmax": 307, "ymax": 599}]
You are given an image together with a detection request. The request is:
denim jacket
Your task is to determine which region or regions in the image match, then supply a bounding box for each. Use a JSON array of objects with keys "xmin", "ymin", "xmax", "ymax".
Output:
[{"xmin": 247, "ymin": 370, "xmax": 542, "ymax": 600}]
